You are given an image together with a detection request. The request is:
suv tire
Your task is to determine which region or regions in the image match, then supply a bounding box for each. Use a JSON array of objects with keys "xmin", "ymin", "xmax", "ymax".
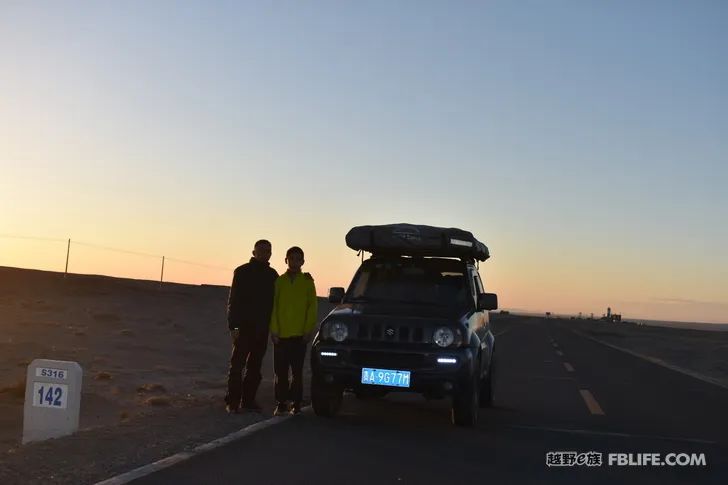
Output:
[
  {"xmin": 312, "ymin": 376, "xmax": 343, "ymax": 418},
  {"xmin": 451, "ymin": 373, "xmax": 480, "ymax": 427},
  {"xmin": 479, "ymin": 353, "xmax": 495, "ymax": 408}
]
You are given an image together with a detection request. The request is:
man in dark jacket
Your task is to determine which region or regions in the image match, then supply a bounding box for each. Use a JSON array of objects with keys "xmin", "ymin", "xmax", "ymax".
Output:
[{"xmin": 225, "ymin": 239, "xmax": 279, "ymax": 413}]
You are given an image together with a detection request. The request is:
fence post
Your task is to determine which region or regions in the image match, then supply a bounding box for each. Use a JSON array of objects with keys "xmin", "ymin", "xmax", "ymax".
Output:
[
  {"xmin": 64, "ymin": 239, "xmax": 70, "ymax": 278},
  {"xmin": 160, "ymin": 256, "xmax": 165, "ymax": 285}
]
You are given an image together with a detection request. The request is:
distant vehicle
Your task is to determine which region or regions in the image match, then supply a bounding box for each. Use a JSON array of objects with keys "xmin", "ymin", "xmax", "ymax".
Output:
[{"xmin": 310, "ymin": 224, "xmax": 498, "ymax": 426}]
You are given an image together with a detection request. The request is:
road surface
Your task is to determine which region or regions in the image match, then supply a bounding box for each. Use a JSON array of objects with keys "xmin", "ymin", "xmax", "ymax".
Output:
[{"xmin": 129, "ymin": 316, "xmax": 728, "ymax": 484}]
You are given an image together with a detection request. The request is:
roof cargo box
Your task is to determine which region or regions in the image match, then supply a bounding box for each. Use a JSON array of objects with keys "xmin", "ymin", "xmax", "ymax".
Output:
[{"xmin": 345, "ymin": 223, "xmax": 490, "ymax": 261}]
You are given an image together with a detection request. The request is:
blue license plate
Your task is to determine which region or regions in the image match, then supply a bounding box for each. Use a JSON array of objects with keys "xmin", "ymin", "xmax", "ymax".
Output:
[{"xmin": 361, "ymin": 368, "xmax": 411, "ymax": 388}]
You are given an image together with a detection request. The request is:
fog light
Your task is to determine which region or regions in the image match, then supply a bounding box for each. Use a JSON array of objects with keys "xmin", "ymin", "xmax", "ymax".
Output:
[
  {"xmin": 320, "ymin": 351, "xmax": 338, "ymax": 357},
  {"xmin": 437, "ymin": 357, "xmax": 457, "ymax": 364}
]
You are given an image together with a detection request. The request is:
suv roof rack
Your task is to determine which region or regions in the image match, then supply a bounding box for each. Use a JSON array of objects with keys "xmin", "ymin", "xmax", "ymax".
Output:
[{"xmin": 345, "ymin": 223, "xmax": 490, "ymax": 262}]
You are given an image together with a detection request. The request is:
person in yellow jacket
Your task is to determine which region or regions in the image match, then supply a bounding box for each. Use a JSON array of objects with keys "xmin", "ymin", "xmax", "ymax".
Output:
[{"xmin": 270, "ymin": 246, "xmax": 318, "ymax": 416}]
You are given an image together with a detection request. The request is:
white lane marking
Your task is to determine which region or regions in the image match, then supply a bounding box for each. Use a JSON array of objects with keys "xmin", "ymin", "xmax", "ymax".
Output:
[
  {"xmin": 494, "ymin": 328, "xmax": 511, "ymax": 337},
  {"xmin": 572, "ymin": 329, "xmax": 728, "ymax": 391},
  {"xmin": 579, "ymin": 389, "xmax": 605, "ymax": 415},
  {"xmin": 556, "ymin": 350, "xmax": 564, "ymax": 357},
  {"xmin": 552, "ymin": 342, "xmax": 559, "ymax": 348},
  {"xmin": 93, "ymin": 413, "xmax": 297, "ymax": 485},
  {"xmin": 509, "ymin": 425, "xmax": 717, "ymax": 445},
  {"xmin": 564, "ymin": 362, "xmax": 575, "ymax": 372}
]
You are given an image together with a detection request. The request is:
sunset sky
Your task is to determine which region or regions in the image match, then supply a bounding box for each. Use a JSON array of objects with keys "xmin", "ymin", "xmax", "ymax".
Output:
[{"xmin": 2, "ymin": 1, "xmax": 727, "ymax": 323}]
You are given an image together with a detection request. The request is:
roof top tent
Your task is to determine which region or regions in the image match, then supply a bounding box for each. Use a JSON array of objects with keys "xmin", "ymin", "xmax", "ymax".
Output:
[{"xmin": 345, "ymin": 223, "xmax": 490, "ymax": 262}]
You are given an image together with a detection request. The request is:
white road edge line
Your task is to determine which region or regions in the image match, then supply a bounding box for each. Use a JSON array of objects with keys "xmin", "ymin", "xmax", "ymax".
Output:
[
  {"xmin": 509, "ymin": 425, "xmax": 717, "ymax": 445},
  {"xmin": 494, "ymin": 328, "xmax": 511, "ymax": 337},
  {"xmin": 579, "ymin": 389, "xmax": 605, "ymax": 415},
  {"xmin": 555, "ymin": 350, "xmax": 564, "ymax": 357},
  {"xmin": 571, "ymin": 329, "xmax": 728, "ymax": 391},
  {"xmin": 564, "ymin": 362, "xmax": 575, "ymax": 372},
  {"xmin": 93, "ymin": 411, "xmax": 301, "ymax": 485}
]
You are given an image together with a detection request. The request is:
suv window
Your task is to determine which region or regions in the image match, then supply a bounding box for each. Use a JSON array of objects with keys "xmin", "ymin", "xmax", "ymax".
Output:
[
  {"xmin": 474, "ymin": 272, "xmax": 484, "ymax": 294},
  {"xmin": 472, "ymin": 271, "xmax": 485, "ymax": 306},
  {"xmin": 347, "ymin": 258, "xmax": 470, "ymax": 308}
]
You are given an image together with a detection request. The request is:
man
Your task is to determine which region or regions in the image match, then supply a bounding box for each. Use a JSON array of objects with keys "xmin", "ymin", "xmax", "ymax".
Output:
[
  {"xmin": 225, "ymin": 239, "xmax": 279, "ymax": 413},
  {"xmin": 270, "ymin": 246, "xmax": 318, "ymax": 416}
]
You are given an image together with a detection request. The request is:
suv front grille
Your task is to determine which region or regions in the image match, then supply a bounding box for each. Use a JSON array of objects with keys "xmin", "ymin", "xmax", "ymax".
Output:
[{"xmin": 356, "ymin": 322, "xmax": 428, "ymax": 344}]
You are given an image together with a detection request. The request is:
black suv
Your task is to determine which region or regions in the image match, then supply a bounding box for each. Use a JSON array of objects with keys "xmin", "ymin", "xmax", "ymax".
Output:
[{"xmin": 311, "ymin": 224, "xmax": 498, "ymax": 426}]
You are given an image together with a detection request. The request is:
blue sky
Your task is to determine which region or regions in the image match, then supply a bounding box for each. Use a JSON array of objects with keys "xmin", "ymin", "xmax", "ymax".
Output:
[{"xmin": 1, "ymin": 1, "xmax": 727, "ymax": 322}]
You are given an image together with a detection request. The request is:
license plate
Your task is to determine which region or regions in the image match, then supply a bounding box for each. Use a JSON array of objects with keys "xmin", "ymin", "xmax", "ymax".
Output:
[{"xmin": 361, "ymin": 368, "xmax": 411, "ymax": 388}]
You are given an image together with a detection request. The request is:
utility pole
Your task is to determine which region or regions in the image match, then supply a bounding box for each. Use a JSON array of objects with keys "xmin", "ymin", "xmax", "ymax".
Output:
[
  {"xmin": 64, "ymin": 239, "xmax": 70, "ymax": 278},
  {"xmin": 160, "ymin": 256, "xmax": 165, "ymax": 285}
]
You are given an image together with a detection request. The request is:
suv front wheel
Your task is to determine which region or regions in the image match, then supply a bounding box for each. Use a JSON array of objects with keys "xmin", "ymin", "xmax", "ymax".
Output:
[
  {"xmin": 479, "ymin": 352, "xmax": 495, "ymax": 408},
  {"xmin": 311, "ymin": 376, "xmax": 343, "ymax": 417},
  {"xmin": 451, "ymin": 372, "xmax": 480, "ymax": 426}
]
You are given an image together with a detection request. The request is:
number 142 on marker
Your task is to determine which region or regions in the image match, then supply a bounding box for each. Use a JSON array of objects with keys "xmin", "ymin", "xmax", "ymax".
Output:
[{"xmin": 32, "ymin": 383, "xmax": 68, "ymax": 409}]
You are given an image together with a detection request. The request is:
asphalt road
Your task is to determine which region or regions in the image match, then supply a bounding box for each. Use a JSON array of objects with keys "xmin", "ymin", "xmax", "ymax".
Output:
[{"xmin": 131, "ymin": 316, "xmax": 728, "ymax": 484}]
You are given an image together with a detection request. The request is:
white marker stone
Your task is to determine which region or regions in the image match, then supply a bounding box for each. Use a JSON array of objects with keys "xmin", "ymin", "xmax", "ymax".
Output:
[{"xmin": 23, "ymin": 359, "xmax": 83, "ymax": 444}]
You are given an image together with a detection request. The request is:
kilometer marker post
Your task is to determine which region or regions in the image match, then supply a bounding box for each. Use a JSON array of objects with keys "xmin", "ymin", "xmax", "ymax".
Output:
[{"xmin": 23, "ymin": 359, "xmax": 83, "ymax": 444}]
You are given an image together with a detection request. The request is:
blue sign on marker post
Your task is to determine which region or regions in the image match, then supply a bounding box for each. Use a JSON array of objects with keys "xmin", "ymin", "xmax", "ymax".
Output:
[{"xmin": 23, "ymin": 359, "xmax": 83, "ymax": 444}]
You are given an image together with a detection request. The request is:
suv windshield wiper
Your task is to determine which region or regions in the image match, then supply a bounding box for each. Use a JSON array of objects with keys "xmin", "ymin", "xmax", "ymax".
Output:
[
  {"xmin": 345, "ymin": 297, "xmax": 380, "ymax": 303},
  {"xmin": 351, "ymin": 297, "xmax": 443, "ymax": 306}
]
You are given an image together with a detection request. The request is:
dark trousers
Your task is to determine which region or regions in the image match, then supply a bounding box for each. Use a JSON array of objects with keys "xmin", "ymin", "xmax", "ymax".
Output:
[
  {"xmin": 274, "ymin": 337, "xmax": 306, "ymax": 404},
  {"xmin": 225, "ymin": 331, "xmax": 268, "ymax": 408}
]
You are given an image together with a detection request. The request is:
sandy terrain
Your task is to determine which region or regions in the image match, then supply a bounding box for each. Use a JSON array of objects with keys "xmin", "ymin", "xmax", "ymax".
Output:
[
  {"xmin": 0, "ymin": 266, "xmax": 333, "ymax": 484},
  {"xmin": 557, "ymin": 318, "xmax": 728, "ymax": 387}
]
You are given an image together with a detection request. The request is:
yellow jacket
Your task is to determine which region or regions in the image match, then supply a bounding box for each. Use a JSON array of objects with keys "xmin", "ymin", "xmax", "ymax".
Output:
[{"xmin": 270, "ymin": 271, "xmax": 318, "ymax": 338}]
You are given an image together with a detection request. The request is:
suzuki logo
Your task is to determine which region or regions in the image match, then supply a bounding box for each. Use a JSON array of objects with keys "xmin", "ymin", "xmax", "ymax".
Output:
[{"xmin": 386, "ymin": 327, "xmax": 396, "ymax": 337}]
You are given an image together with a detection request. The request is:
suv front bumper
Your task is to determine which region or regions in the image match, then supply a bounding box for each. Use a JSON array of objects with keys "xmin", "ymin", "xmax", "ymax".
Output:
[{"xmin": 311, "ymin": 343, "xmax": 477, "ymax": 396}]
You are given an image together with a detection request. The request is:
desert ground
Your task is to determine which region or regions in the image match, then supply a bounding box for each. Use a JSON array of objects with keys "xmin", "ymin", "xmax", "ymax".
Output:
[
  {"xmin": 0, "ymin": 266, "xmax": 333, "ymax": 484},
  {"xmin": 1, "ymin": 266, "xmax": 727, "ymax": 483}
]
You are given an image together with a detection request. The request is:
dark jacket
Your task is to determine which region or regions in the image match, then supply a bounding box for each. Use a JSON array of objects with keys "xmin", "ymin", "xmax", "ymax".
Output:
[{"xmin": 227, "ymin": 258, "xmax": 279, "ymax": 334}]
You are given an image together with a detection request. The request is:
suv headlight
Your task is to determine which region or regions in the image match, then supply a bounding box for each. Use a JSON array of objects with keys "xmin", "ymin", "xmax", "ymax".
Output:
[
  {"xmin": 326, "ymin": 321, "xmax": 349, "ymax": 342},
  {"xmin": 433, "ymin": 327, "xmax": 455, "ymax": 347}
]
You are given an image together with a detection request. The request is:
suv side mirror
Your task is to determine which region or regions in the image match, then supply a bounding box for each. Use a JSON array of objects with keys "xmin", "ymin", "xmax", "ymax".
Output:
[
  {"xmin": 328, "ymin": 287, "xmax": 345, "ymax": 304},
  {"xmin": 477, "ymin": 293, "xmax": 498, "ymax": 311}
]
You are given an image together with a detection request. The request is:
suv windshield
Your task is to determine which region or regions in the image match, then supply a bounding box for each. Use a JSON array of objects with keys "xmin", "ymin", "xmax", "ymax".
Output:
[{"xmin": 346, "ymin": 257, "xmax": 471, "ymax": 308}]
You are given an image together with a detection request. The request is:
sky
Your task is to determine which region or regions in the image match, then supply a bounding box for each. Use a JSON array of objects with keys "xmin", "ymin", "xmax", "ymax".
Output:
[{"xmin": 1, "ymin": 1, "xmax": 727, "ymax": 323}]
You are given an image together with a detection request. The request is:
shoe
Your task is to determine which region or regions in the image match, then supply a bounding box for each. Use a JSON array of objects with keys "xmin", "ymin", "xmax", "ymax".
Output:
[
  {"xmin": 273, "ymin": 402, "xmax": 289, "ymax": 416},
  {"xmin": 241, "ymin": 400, "xmax": 263, "ymax": 412},
  {"xmin": 290, "ymin": 402, "xmax": 302, "ymax": 415},
  {"xmin": 225, "ymin": 404, "xmax": 240, "ymax": 414}
]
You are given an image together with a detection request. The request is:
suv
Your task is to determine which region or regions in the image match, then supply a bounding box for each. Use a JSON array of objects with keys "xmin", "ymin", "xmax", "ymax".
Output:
[{"xmin": 310, "ymin": 224, "xmax": 498, "ymax": 426}]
